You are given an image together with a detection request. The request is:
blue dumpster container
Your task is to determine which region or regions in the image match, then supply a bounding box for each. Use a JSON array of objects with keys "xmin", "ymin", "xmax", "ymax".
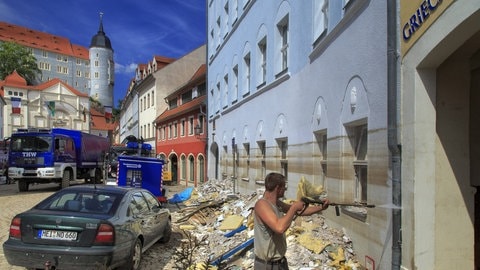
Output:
[{"xmin": 117, "ymin": 155, "xmax": 164, "ymax": 197}]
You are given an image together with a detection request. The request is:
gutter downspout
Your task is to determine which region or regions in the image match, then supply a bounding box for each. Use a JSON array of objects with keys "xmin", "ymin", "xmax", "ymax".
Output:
[{"xmin": 387, "ymin": 1, "xmax": 402, "ymax": 269}]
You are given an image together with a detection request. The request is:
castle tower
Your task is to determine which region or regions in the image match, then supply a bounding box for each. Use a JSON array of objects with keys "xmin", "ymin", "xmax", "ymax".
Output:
[{"xmin": 89, "ymin": 12, "xmax": 114, "ymax": 108}]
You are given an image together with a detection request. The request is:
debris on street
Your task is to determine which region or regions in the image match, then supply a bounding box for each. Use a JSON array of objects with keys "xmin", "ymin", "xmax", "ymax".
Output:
[{"xmin": 169, "ymin": 178, "xmax": 365, "ymax": 270}]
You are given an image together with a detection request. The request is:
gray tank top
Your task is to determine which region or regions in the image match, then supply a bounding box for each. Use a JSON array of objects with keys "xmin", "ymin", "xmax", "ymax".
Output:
[{"xmin": 254, "ymin": 199, "xmax": 287, "ymax": 261}]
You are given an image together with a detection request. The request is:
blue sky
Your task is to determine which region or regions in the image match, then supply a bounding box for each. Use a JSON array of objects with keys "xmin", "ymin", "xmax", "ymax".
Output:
[{"xmin": 0, "ymin": 0, "xmax": 206, "ymax": 107}]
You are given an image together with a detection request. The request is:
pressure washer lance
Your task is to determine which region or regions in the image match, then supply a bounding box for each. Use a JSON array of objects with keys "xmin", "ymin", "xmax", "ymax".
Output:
[{"xmin": 297, "ymin": 196, "xmax": 375, "ymax": 217}]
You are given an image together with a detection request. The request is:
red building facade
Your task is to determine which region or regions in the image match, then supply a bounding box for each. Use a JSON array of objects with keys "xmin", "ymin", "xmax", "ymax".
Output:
[{"xmin": 154, "ymin": 65, "xmax": 207, "ymax": 187}]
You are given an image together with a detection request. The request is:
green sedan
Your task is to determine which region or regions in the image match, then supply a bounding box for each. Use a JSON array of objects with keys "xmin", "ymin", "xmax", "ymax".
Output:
[{"xmin": 3, "ymin": 185, "xmax": 172, "ymax": 270}]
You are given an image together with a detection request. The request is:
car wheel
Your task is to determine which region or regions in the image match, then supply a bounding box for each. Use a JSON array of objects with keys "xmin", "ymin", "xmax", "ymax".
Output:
[
  {"xmin": 61, "ymin": 170, "xmax": 71, "ymax": 189},
  {"xmin": 119, "ymin": 238, "xmax": 142, "ymax": 270},
  {"xmin": 159, "ymin": 219, "xmax": 172, "ymax": 243}
]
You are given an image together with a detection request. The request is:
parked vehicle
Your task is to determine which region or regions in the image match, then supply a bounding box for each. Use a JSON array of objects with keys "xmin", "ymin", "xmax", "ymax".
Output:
[
  {"xmin": 8, "ymin": 128, "xmax": 110, "ymax": 191},
  {"xmin": 106, "ymin": 135, "xmax": 152, "ymax": 179},
  {"xmin": 3, "ymin": 185, "xmax": 172, "ymax": 270},
  {"xmin": 0, "ymin": 137, "xmax": 10, "ymax": 184}
]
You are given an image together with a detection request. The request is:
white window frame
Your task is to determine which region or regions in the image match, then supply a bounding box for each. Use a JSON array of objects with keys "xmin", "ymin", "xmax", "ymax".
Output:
[
  {"xmin": 313, "ymin": 0, "xmax": 328, "ymax": 44},
  {"xmin": 257, "ymin": 37, "xmax": 267, "ymax": 86},
  {"xmin": 223, "ymin": 74, "xmax": 229, "ymax": 108},
  {"xmin": 181, "ymin": 119, "xmax": 185, "ymax": 137},
  {"xmin": 173, "ymin": 121, "xmax": 178, "ymax": 138},
  {"xmin": 188, "ymin": 117, "xmax": 194, "ymax": 135},
  {"xmin": 243, "ymin": 52, "xmax": 251, "ymax": 96},
  {"xmin": 232, "ymin": 0, "xmax": 238, "ymax": 25},
  {"xmin": 343, "ymin": 122, "xmax": 368, "ymax": 221},
  {"xmin": 216, "ymin": 82, "xmax": 221, "ymax": 113},
  {"xmin": 223, "ymin": 1, "xmax": 229, "ymax": 38},
  {"xmin": 279, "ymin": 21, "xmax": 288, "ymax": 73},
  {"xmin": 232, "ymin": 65, "xmax": 238, "ymax": 103}
]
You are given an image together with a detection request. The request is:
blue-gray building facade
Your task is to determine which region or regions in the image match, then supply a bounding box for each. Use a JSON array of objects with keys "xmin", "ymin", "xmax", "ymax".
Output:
[
  {"xmin": 207, "ymin": 0, "xmax": 390, "ymax": 268},
  {"xmin": 35, "ymin": 49, "xmax": 90, "ymax": 94}
]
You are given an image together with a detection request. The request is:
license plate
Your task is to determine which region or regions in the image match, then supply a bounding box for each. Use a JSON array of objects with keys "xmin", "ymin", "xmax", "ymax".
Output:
[{"xmin": 38, "ymin": 230, "xmax": 77, "ymax": 241}]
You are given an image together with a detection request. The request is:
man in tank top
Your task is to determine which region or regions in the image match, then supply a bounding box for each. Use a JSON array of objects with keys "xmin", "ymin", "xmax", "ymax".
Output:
[{"xmin": 253, "ymin": 172, "xmax": 329, "ymax": 270}]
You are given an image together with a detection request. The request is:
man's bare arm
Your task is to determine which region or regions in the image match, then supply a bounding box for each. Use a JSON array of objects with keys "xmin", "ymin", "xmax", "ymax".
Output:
[{"xmin": 255, "ymin": 199, "xmax": 304, "ymax": 234}]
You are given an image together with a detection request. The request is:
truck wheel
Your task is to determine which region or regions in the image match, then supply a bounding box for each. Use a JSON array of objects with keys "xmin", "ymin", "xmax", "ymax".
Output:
[
  {"xmin": 62, "ymin": 170, "xmax": 71, "ymax": 189},
  {"xmin": 94, "ymin": 168, "xmax": 102, "ymax": 184},
  {"xmin": 18, "ymin": 180, "xmax": 29, "ymax": 192}
]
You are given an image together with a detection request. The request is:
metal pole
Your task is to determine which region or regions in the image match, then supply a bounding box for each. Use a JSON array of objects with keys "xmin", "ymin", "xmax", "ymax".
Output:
[
  {"xmin": 232, "ymin": 138, "xmax": 236, "ymax": 194},
  {"xmin": 387, "ymin": 1, "xmax": 402, "ymax": 269}
]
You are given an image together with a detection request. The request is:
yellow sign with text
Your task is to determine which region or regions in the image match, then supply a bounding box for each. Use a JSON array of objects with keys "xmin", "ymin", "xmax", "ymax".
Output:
[
  {"xmin": 162, "ymin": 171, "xmax": 172, "ymax": 181},
  {"xmin": 400, "ymin": 0, "xmax": 454, "ymax": 55}
]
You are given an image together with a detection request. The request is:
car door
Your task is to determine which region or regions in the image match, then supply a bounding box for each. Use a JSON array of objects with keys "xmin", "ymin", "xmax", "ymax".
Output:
[
  {"xmin": 142, "ymin": 191, "xmax": 169, "ymax": 240},
  {"xmin": 130, "ymin": 191, "xmax": 157, "ymax": 246}
]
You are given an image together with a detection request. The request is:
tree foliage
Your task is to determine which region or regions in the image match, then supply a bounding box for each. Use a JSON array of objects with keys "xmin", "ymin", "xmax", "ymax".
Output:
[
  {"xmin": 0, "ymin": 41, "xmax": 41, "ymax": 85},
  {"xmin": 89, "ymin": 96, "xmax": 120, "ymax": 123}
]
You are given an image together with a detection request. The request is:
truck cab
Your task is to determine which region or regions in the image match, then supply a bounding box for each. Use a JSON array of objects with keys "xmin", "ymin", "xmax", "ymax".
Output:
[{"xmin": 8, "ymin": 128, "xmax": 109, "ymax": 192}]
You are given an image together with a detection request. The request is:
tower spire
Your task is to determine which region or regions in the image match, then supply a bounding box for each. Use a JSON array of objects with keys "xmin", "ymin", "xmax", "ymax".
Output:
[{"xmin": 98, "ymin": 12, "xmax": 104, "ymax": 33}]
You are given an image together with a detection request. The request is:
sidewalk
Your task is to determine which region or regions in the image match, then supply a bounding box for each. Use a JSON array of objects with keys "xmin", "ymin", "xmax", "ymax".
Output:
[
  {"xmin": 163, "ymin": 183, "xmax": 189, "ymax": 197},
  {"xmin": 162, "ymin": 183, "xmax": 192, "ymax": 210}
]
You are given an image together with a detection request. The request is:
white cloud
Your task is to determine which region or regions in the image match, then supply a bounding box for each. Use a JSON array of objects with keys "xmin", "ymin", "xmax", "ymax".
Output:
[
  {"xmin": 114, "ymin": 62, "xmax": 137, "ymax": 74},
  {"xmin": 124, "ymin": 63, "xmax": 138, "ymax": 73}
]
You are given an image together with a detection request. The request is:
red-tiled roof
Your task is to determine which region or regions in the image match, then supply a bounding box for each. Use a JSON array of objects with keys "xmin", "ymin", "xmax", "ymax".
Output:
[
  {"xmin": 71, "ymin": 44, "xmax": 89, "ymax": 59},
  {"xmin": 189, "ymin": 64, "xmax": 206, "ymax": 82},
  {"xmin": 32, "ymin": 78, "xmax": 89, "ymax": 97},
  {"xmin": 90, "ymin": 107, "xmax": 116, "ymax": 131},
  {"xmin": 0, "ymin": 70, "xmax": 114, "ymax": 133},
  {"xmin": 0, "ymin": 21, "xmax": 89, "ymax": 59},
  {"xmin": 136, "ymin": 63, "xmax": 147, "ymax": 72},
  {"xmin": 155, "ymin": 95, "xmax": 206, "ymax": 123},
  {"xmin": 3, "ymin": 70, "xmax": 27, "ymax": 87},
  {"xmin": 153, "ymin": 55, "xmax": 176, "ymax": 70},
  {"xmin": 0, "ymin": 71, "xmax": 88, "ymax": 97},
  {"xmin": 154, "ymin": 55, "xmax": 176, "ymax": 63}
]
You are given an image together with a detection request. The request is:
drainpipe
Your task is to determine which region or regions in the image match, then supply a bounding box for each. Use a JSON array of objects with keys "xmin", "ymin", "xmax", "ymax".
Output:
[{"xmin": 387, "ymin": 1, "xmax": 402, "ymax": 269}]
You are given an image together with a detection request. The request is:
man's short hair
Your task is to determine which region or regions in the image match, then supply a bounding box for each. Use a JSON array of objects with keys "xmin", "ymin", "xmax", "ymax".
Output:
[{"xmin": 265, "ymin": 172, "xmax": 285, "ymax": 191}]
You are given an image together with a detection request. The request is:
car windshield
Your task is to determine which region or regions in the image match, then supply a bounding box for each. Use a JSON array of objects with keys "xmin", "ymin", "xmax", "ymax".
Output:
[
  {"xmin": 37, "ymin": 190, "xmax": 119, "ymax": 214},
  {"xmin": 10, "ymin": 135, "xmax": 52, "ymax": 152}
]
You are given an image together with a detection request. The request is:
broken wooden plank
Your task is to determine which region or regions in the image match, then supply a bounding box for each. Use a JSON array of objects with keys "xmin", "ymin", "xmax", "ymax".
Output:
[{"xmin": 177, "ymin": 200, "xmax": 224, "ymax": 223}]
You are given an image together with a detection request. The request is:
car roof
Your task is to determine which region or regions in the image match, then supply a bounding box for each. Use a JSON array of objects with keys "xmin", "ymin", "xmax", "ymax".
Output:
[{"xmin": 60, "ymin": 185, "xmax": 144, "ymax": 195}]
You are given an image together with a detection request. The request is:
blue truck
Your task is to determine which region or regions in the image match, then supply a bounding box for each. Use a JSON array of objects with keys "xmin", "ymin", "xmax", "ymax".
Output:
[
  {"xmin": 8, "ymin": 128, "xmax": 110, "ymax": 192},
  {"xmin": 105, "ymin": 135, "xmax": 152, "ymax": 179}
]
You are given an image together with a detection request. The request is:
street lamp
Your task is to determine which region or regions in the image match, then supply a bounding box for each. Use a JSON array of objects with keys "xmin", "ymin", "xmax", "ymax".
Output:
[
  {"xmin": 194, "ymin": 124, "xmax": 207, "ymax": 141},
  {"xmin": 194, "ymin": 124, "xmax": 201, "ymax": 136}
]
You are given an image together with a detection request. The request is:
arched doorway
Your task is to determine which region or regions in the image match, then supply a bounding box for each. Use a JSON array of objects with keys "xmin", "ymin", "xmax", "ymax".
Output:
[
  {"xmin": 198, "ymin": 155, "xmax": 205, "ymax": 183},
  {"xmin": 189, "ymin": 155, "xmax": 194, "ymax": 185},
  {"xmin": 169, "ymin": 154, "xmax": 178, "ymax": 185},
  {"xmin": 210, "ymin": 142, "xmax": 219, "ymax": 180}
]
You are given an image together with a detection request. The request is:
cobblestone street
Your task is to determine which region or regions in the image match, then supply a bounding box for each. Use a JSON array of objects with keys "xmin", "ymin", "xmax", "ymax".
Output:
[
  {"xmin": 0, "ymin": 181, "xmax": 362, "ymax": 270},
  {"xmin": 0, "ymin": 182, "xmax": 187, "ymax": 270}
]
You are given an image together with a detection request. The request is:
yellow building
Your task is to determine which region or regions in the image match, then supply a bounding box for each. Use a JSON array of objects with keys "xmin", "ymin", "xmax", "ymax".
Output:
[{"xmin": 400, "ymin": 1, "xmax": 480, "ymax": 269}]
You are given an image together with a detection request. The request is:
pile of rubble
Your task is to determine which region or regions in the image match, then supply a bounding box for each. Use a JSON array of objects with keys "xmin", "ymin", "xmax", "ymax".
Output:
[{"xmin": 170, "ymin": 179, "xmax": 364, "ymax": 270}]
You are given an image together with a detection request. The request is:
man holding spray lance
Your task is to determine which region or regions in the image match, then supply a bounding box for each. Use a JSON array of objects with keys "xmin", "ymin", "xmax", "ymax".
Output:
[{"xmin": 253, "ymin": 173, "xmax": 375, "ymax": 269}]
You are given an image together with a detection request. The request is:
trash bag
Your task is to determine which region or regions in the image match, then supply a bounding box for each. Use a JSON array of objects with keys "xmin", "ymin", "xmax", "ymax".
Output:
[{"xmin": 168, "ymin": 187, "xmax": 194, "ymax": 203}]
